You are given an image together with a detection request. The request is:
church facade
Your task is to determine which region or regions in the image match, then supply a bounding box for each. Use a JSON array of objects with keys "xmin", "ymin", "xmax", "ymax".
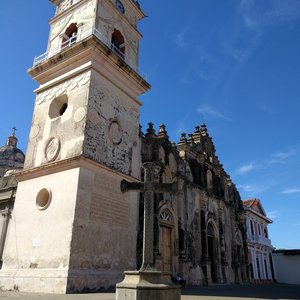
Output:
[
  {"xmin": 0, "ymin": 0, "xmax": 248, "ymax": 293},
  {"xmin": 137, "ymin": 123, "xmax": 249, "ymax": 285}
]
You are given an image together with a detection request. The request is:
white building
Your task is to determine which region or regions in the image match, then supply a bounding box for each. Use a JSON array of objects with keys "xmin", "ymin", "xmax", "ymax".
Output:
[
  {"xmin": 243, "ymin": 199, "xmax": 275, "ymax": 283},
  {"xmin": 272, "ymin": 249, "xmax": 300, "ymax": 285}
]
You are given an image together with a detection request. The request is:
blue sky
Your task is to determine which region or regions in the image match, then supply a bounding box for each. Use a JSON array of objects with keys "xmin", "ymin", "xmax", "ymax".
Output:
[{"xmin": 0, "ymin": 0, "xmax": 300, "ymax": 249}]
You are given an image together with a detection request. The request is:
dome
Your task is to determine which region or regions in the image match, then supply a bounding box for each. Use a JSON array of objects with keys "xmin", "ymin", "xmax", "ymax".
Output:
[{"xmin": 0, "ymin": 128, "xmax": 25, "ymax": 177}]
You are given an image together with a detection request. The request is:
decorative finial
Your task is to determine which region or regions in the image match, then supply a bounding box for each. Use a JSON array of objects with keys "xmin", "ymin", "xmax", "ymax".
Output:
[
  {"xmin": 158, "ymin": 124, "xmax": 169, "ymax": 139},
  {"xmin": 178, "ymin": 132, "xmax": 187, "ymax": 145},
  {"xmin": 200, "ymin": 123, "xmax": 208, "ymax": 136},
  {"xmin": 145, "ymin": 122, "xmax": 156, "ymax": 137},
  {"xmin": 193, "ymin": 125, "xmax": 201, "ymax": 143},
  {"xmin": 188, "ymin": 133, "xmax": 195, "ymax": 146}
]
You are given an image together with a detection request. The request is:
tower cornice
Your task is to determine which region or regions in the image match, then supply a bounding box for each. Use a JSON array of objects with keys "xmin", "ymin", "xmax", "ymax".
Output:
[{"xmin": 15, "ymin": 155, "xmax": 140, "ymax": 183}]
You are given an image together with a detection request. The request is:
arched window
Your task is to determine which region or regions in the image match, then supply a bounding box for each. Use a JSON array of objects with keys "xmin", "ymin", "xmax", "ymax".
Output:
[
  {"xmin": 61, "ymin": 23, "xmax": 78, "ymax": 49},
  {"xmin": 207, "ymin": 222, "xmax": 215, "ymax": 237},
  {"xmin": 207, "ymin": 221, "xmax": 218, "ymax": 282},
  {"xmin": 111, "ymin": 29, "xmax": 125, "ymax": 59},
  {"xmin": 159, "ymin": 209, "xmax": 173, "ymax": 224},
  {"xmin": 207, "ymin": 169, "xmax": 213, "ymax": 190},
  {"xmin": 249, "ymin": 220, "xmax": 254, "ymax": 235}
]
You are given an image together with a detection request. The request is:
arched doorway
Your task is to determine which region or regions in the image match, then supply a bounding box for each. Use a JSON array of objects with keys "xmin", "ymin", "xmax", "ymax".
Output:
[
  {"xmin": 159, "ymin": 209, "xmax": 174, "ymax": 272},
  {"xmin": 207, "ymin": 222, "xmax": 217, "ymax": 283}
]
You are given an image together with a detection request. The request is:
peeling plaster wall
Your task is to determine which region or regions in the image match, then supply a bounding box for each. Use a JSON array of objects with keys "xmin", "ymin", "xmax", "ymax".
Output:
[
  {"xmin": 83, "ymin": 70, "xmax": 140, "ymax": 177},
  {"xmin": 67, "ymin": 166, "xmax": 138, "ymax": 292},
  {"xmin": 95, "ymin": 0, "xmax": 140, "ymax": 70}
]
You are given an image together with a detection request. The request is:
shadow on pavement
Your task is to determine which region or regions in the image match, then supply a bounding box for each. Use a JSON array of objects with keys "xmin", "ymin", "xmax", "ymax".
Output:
[{"xmin": 181, "ymin": 283, "xmax": 300, "ymax": 299}]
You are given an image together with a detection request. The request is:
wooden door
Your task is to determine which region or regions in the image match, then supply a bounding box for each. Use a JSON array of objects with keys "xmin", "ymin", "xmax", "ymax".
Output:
[
  {"xmin": 161, "ymin": 225, "xmax": 172, "ymax": 272},
  {"xmin": 208, "ymin": 235, "xmax": 217, "ymax": 283}
]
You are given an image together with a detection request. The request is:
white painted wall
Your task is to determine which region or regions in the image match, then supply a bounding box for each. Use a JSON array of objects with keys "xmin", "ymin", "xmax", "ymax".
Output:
[{"xmin": 272, "ymin": 252, "xmax": 300, "ymax": 285}]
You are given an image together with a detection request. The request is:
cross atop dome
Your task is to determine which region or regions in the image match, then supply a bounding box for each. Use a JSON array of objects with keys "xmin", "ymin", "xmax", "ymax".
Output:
[
  {"xmin": 11, "ymin": 127, "xmax": 16, "ymax": 137},
  {"xmin": 6, "ymin": 127, "xmax": 18, "ymax": 147}
]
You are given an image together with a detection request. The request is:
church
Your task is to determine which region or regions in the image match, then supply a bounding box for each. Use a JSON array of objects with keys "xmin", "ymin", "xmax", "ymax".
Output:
[{"xmin": 0, "ymin": 0, "xmax": 249, "ymax": 293}]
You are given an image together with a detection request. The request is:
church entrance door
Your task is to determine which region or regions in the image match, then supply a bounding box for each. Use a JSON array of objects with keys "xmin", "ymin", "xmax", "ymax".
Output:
[
  {"xmin": 207, "ymin": 223, "xmax": 217, "ymax": 283},
  {"xmin": 208, "ymin": 236, "xmax": 217, "ymax": 282},
  {"xmin": 160, "ymin": 225, "xmax": 172, "ymax": 272}
]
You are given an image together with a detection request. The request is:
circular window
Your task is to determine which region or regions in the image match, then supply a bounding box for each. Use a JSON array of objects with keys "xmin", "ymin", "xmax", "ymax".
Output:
[{"xmin": 36, "ymin": 188, "xmax": 52, "ymax": 210}]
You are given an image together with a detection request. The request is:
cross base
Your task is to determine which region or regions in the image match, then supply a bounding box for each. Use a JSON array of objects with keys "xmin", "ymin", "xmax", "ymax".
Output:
[{"xmin": 116, "ymin": 270, "xmax": 181, "ymax": 300}]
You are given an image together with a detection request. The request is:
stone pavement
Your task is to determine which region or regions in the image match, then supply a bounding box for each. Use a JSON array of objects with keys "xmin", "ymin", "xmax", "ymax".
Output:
[{"xmin": 0, "ymin": 284, "xmax": 299, "ymax": 300}]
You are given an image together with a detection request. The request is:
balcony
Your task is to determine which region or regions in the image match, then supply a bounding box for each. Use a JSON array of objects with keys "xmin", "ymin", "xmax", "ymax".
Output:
[
  {"xmin": 33, "ymin": 27, "xmax": 136, "ymax": 72},
  {"xmin": 248, "ymin": 234, "xmax": 272, "ymax": 247}
]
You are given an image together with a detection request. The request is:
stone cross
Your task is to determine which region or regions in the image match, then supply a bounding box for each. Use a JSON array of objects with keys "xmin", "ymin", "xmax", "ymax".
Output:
[{"xmin": 121, "ymin": 162, "xmax": 177, "ymax": 271}]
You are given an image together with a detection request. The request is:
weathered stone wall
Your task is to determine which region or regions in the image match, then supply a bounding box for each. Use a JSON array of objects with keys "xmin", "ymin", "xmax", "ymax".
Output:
[
  {"xmin": 83, "ymin": 70, "xmax": 141, "ymax": 177},
  {"xmin": 66, "ymin": 165, "xmax": 139, "ymax": 292},
  {"xmin": 95, "ymin": 0, "xmax": 140, "ymax": 70}
]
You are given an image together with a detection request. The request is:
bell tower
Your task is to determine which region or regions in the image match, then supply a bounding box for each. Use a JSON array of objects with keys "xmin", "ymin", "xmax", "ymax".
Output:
[{"xmin": 0, "ymin": 0, "xmax": 150, "ymax": 293}]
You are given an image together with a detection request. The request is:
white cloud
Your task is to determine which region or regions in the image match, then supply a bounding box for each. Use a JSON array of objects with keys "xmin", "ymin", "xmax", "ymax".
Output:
[
  {"xmin": 173, "ymin": 114, "xmax": 190, "ymax": 139},
  {"xmin": 238, "ymin": 0, "xmax": 300, "ymax": 31},
  {"xmin": 197, "ymin": 104, "xmax": 231, "ymax": 121},
  {"xmin": 281, "ymin": 188, "xmax": 300, "ymax": 195},
  {"xmin": 236, "ymin": 148, "xmax": 296, "ymax": 175},
  {"xmin": 175, "ymin": 32, "xmax": 188, "ymax": 49},
  {"xmin": 237, "ymin": 162, "xmax": 257, "ymax": 174},
  {"xmin": 266, "ymin": 210, "xmax": 279, "ymax": 219},
  {"xmin": 238, "ymin": 184, "xmax": 256, "ymax": 193},
  {"xmin": 238, "ymin": 183, "xmax": 270, "ymax": 196},
  {"xmin": 268, "ymin": 149, "xmax": 296, "ymax": 164},
  {"xmin": 256, "ymin": 103, "xmax": 276, "ymax": 114}
]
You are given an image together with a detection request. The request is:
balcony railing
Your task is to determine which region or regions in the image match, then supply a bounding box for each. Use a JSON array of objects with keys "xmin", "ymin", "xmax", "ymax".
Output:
[
  {"xmin": 247, "ymin": 234, "xmax": 272, "ymax": 247},
  {"xmin": 110, "ymin": 43, "xmax": 125, "ymax": 60},
  {"xmin": 33, "ymin": 27, "xmax": 137, "ymax": 72}
]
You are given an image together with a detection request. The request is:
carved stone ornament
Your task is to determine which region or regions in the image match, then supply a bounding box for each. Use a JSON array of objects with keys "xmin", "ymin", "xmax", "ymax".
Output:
[
  {"xmin": 108, "ymin": 120, "xmax": 123, "ymax": 145},
  {"xmin": 58, "ymin": 0, "xmax": 81, "ymax": 13},
  {"xmin": 30, "ymin": 125, "xmax": 40, "ymax": 138},
  {"xmin": 74, "ymin": 107, "xmax": 86, "ymax": 122},
  {"xmin": 87, "ymin": 108, "xmax": 101, "ymax": 126},
  {"xmin": 45, "ymin": 137, "xmax": 61, "ymax": 162},
  {"xmin": 36, "ymin": 71, "xmax": 90, "ymax": 105}
]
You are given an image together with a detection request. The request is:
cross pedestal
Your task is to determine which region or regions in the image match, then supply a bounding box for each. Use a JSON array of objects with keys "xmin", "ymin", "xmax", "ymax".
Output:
[
  {"xmin": 116, "ymin": 271, "xmax": 180, "ymax": 300},
  {"xmin": 116, "ymin": 162, "xmax": 181, "ymax": 300}
]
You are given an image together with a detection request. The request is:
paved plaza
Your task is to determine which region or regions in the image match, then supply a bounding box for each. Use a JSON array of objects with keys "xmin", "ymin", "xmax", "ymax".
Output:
[{"xmin": 0, "ymin": 284, "xmax": 299, "ymax": 300}]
